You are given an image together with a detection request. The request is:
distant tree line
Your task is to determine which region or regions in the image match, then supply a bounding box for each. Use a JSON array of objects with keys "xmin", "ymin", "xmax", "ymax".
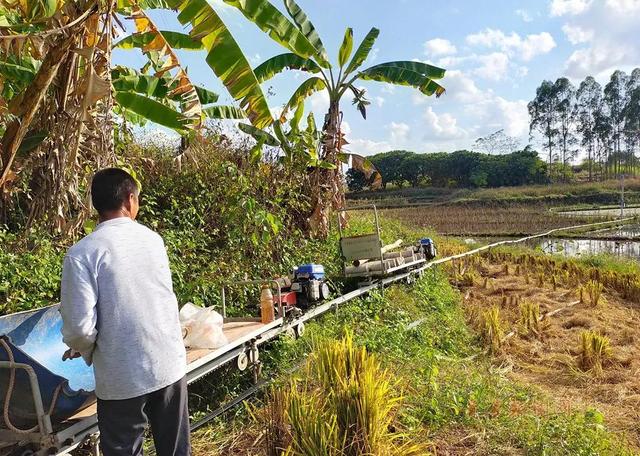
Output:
[
  {"xmin": 346, "ymin": 149, "xmax": 547, "ymax": 191},
  {"xmin": 529, "ymin": 68, "xmax": 640, "ymax": 181}
]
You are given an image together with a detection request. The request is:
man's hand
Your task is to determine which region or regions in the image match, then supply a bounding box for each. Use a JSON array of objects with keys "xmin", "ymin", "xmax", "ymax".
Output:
[{"xmin": 62, "ymin": 348, "xmax": 82, "ymax": 361}]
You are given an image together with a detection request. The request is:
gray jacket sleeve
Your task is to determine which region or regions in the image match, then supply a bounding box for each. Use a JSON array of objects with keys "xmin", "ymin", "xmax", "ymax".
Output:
[{"xmin": 60, "ymin": 255, "xmax": 98, "ymax": 365}]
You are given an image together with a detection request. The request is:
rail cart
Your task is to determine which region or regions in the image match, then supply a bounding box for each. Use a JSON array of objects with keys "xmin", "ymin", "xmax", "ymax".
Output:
[
  {"xmin": 0, "ymin": 276, "xmax": 302, "ymax": 455},
  {"xmin": 0, "ymin": 223, "xmax": 437, "ymax": 455},
  {"xmin": 0, "ymin": 275, "xmax": 401, "ymax": 455},
  {"xmin": 338, "ymin": 205, "xmax": 426, "ymax": 282}
]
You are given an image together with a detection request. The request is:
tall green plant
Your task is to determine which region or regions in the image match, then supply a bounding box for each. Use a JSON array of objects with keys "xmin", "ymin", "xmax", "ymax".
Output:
[
  {"xmin": 241, "ymin": 0, "xmax": 446, "ymax": 235},
  {"xmin": 0, "ymin": 0, "xmax": 276, "ymax": 230}
]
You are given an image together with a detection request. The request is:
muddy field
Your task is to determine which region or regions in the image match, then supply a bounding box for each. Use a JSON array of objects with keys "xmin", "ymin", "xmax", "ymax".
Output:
[
  {"xmin": 382, "ymin": 205, "xmax": 597, "ymax": 236},
  {"xmin": 453, "ymin": 255, "xmax": 640, "ymax": 449}
]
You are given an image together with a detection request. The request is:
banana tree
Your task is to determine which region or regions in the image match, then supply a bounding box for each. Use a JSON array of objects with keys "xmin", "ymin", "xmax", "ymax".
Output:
[
  {"xmin": 244, "ymin": 0, "xmax": 447, "ymax": 236},
  {"xmin": 0, "ymin": 0, "xmax": 273, "ymax": 231}
]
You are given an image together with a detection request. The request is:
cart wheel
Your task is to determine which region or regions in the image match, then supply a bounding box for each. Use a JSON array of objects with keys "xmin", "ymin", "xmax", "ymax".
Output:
[
  {"xmin": 285, "ymin": 327, "xmax": 297, "ymax": 339},
  {"xmin": 249, "ymin": 347, "xmax": 259, "ymax": 364},
  {"xmin": 296, "ymin": 322, "xmax": 306, "ymax": 338},
  {"xmin": 7, "ymin": 445, "xmax": 35, "ymax": 456},
  {"xmin": 237, "ymin": 352, "xmax": 249, "ymax": 371}
]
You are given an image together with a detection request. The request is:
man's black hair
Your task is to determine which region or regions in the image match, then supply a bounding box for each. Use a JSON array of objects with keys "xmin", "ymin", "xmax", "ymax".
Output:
[{"xmin": 91, "ymin": 168, "xmax": 139, "ymax": 214}]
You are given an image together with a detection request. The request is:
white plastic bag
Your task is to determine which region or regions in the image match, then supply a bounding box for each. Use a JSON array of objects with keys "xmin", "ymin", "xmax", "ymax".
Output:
[{"xmin": 179, "ymin": 303, "xmax": 228, "ymax": 349}]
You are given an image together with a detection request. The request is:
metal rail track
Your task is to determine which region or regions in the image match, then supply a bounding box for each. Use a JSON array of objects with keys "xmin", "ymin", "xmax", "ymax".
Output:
[
  {"xmin": 3, "ymin": 216, "xmax": 635, "ymax": 455},
  {"xmin": 181, "ymin": 215, "xmax": 639, "ymax": 435}
]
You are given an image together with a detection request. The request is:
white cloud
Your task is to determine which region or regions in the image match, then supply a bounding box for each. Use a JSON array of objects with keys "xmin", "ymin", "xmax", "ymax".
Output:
[
  {"xmin": 249, "ymin": 53, "xmax": 262, "ymax": 65},
  {"xmin": 516, "ymin": 9, "xmax": 533, "ymax": 22},
  {"xmin": 561, "ymin": 24, "xmax": 594, "ymax": 44},
  {"xmin": 308, "ymin": 90, "xmax": 330, "ymax": 112},
  {"xmin": 365, "ymin": 47, "xmax": 380, "ymax": 65},
  {"xmin": 424, "ymin": 38, "xmax": 457, "ymax": 57},
  {"xmin": 466, "ymin": 28, "xmax": 556, "ymax": 61},
  {"xmin": 475, "ymin": 52, "xmax": 510, "ymax": 81},
  {"xmin": 441, "ymin": 70, "xmax": 486, "ymax": 103},
  {"xmin": 605, "ymin": 0, "xmax": 640, "ymax": 13},
  {"xmin": 373, "ymin": 96, "xmax": 385, "ymax": 107},
  {"xmin": 550, "ymin": 0, "xmax": 592, "ymax": 16},
  {"xmin": 464, "ymin": 96, "xmax": 529, "ymax": 138},
  {"xmin": 561, "ymin": 1, "xmax": 640, "ymax": 79},
  {"xmin": 565, "ymin": 45, "xmax": 631, "ymax": 79},
  {"xmin": 423, "ymin": 107, "xmax": 467, "ymax": 140},
  {"xmin": 388, "ymin": 122, "xmax": 410, "ymax": 143},
  {"xmin": 381, "ymin": 85, "xmax": 396, "ymax": 95},
  {"xmin": 347, "ymin": 138, "xmax": 391, "ymax": 156}
]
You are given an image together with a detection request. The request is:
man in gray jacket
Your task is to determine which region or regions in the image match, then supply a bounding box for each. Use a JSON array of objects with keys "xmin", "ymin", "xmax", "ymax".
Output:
[{"xmin": 60, "ymin": 168, "xmax": 190, "ymax": 456}]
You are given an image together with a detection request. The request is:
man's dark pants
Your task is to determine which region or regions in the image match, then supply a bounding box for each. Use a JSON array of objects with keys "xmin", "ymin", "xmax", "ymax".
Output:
[{"xmin": 97, "ymin": 376, "xmax": 191, "ymax": 456}]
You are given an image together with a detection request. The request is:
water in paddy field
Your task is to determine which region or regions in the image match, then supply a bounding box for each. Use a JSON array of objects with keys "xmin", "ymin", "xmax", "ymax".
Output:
[
  {"xmin": 558, "ymin": 207, "xmax": 640, "ymax": 217},
  {"xmin": 533, "ymin": 237, "xmax": 640, "ymax": 260},
  {"xmin": 589, "ymin": 223, "xmax": 640, "ymax": 238}
]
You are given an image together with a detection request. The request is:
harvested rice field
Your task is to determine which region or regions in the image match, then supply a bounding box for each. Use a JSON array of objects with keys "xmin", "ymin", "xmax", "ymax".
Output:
[{"xmin": 450, "ymin": 251, "xmax": 640, "ymax": 450}]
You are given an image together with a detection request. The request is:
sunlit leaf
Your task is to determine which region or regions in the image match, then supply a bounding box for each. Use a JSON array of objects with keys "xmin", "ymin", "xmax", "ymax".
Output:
[
  {"xmin": 223, "ymin": 0, "xmax": 320, "ymax": 60},
  {"xmin": 168, "ymin": 0, "xmax": 273, "ymax": 128},
  {"xmin": 203, "ymin": 105, "xmax": 246, "ymax": 119},
  {"xmin": 115, "ymin": 31, "xmax": 203, "ymax": 51},
  {"xmin": 283, "ymin": 0, "xmax": 330, "ymax": 67},
  {"xmin": 114, "ymin": 91, "xmax": 188, "ymax": 132},
  {"xmin": 238, "ymin": 123, "xmax": 280, "ymax": 146},
  {"xmin": 281, "ymin": 77, "xmax": 326, "ymax": 122},
  {"xmin": 344, "ymin": 27, "xmax": 379, "ymax": 76},
  {"xmin": 253, "ymin": 53, "xmax": 321, "ymax": 83},
  {"xmin": 359, "ymin": 62, "xmax": 446, "ymax": 97},
  {"xmin": 338, "ymin": 27, "xmax": 353, "ymax": 68}
]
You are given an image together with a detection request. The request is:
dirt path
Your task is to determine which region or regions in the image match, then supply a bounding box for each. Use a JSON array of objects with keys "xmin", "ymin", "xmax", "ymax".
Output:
[{"xmin": 455, "ymin": 257, "xmax": 640, "ymax": 449}]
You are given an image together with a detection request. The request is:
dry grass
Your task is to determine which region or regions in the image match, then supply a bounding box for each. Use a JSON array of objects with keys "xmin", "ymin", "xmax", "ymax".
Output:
[{"xmin": 451, "ymin": 254, "xmax": 640, "ymax": 449}]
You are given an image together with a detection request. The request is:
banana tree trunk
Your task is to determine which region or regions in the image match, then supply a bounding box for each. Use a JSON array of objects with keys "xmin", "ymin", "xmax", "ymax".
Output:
[
  {"xmin": 28, "ymin": 13, "xmax": 115, "ymax": 233},
  {"xmin": 308, "ymin": 99, "xmax": 346, "ymax": 238},
  {"xmin": 0, "ymin": 36, "xmax": 75, "ymax": 187},
  {"xmin": 1, "ymin": 8, "xmax": 116, "ymax": 233}
]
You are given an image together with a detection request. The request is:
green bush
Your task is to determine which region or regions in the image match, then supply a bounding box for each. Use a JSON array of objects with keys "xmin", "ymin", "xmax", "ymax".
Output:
[{"xmin": 0, "ymin": 229, "xmax": 64, "ymax": 313}]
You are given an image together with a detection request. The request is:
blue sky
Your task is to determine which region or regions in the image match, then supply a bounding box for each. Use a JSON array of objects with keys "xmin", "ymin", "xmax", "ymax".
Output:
[{"xmin": 114, "ymin": 0, "xmax": 640, "ymax": 156}]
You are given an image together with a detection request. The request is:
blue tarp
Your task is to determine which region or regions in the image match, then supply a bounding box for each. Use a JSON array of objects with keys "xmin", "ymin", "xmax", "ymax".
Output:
[{"xmin": 0, "ymin": 306, "xmax": 95, "ymax": 428}]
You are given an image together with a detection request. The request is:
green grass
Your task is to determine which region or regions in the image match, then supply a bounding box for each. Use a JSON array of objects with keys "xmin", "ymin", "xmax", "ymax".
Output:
[{"xmin": 199, "ymin": 268, "xmax": 633, "ymax": 455}]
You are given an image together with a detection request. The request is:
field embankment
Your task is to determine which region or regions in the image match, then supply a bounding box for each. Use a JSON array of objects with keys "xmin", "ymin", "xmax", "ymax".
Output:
[
  {"xmin": 380, "ymin": 204, "xmax": 601, "ymax": 237},
  {"xmin": 348, "ymin": 179, "xmax": 640, "ymax": 210}
]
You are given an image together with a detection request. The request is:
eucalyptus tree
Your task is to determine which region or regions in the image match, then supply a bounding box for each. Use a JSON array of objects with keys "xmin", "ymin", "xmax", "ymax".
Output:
[
  {"xmin": 246, "ymin": 0, "xmax": 446, "ymax": 234},
  {"xmin": 554, "ymin": 77, "xmax": 577, "ymax": 168},
  {"xmin": 604, "ymin": 70, "xmax": 629, "ymax": 176},
  {"xmin": 575, "ymin": 76, "xmax": 603, "ymax": 181},
  {"xmin": 623, "ymin": 68, "xmax": 640, "ymax": 174},
  {"xmin": 528, "ymin": 80, "xmax": 560, "ymax": 167}
]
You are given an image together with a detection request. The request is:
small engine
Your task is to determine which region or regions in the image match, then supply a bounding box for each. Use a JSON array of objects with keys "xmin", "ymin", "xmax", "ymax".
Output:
[
  {"xmin": 275, "ymin": 264, "xmax": 330, "ymax": 311},
  {"xmin": 417, "ymin": 238, "xmax": 437, "ymax": 260},
  {"xmin": 291, "ymin": 264, "xmax": 330, "ymax": 308}
]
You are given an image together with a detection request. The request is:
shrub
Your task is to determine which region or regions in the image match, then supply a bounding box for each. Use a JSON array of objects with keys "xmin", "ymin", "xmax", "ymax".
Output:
[
  {"xmin": 518, "ymin": 301, "xmax": 540, "ymax": 336},
  {"xmin": 584, "ymin": 280, "xmax": 604, "ymax": 307}
]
